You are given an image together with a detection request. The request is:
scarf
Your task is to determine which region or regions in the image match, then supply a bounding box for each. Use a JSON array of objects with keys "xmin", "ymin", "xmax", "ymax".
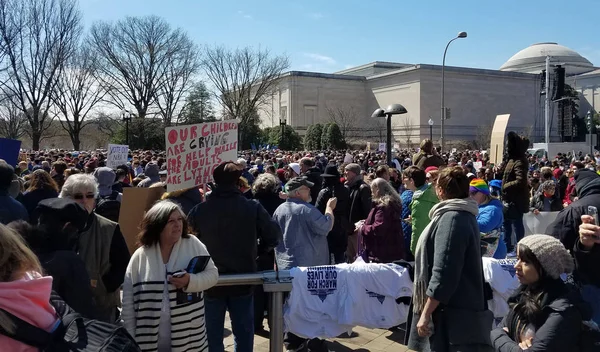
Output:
[{"xmin": 413, "ymin": 198, "xmax": 479, "ymax": 314}]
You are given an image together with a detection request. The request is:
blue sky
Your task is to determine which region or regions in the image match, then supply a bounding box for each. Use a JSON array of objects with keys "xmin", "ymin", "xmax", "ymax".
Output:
[{"xmin": 80, "ymin": 0, "xmax": 600, "ymax": 73}]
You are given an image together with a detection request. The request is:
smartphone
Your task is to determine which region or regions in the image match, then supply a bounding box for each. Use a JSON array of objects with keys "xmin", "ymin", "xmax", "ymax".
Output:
[
  {"xmin": 588, "ymin": 206, "xmax": 598, "ymax": 226},
  {"xmin": 171, "ymin": 270, "xmax": 186, "ymax": 278}
]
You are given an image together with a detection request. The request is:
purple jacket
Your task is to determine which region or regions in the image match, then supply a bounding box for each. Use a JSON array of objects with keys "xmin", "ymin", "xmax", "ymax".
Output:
[{"xmin": 359, "ymin": 202, "xmax": 405, "ymax": 263}]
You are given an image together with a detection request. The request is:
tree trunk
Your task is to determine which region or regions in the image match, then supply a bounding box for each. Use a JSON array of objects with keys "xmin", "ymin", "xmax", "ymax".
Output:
[
  {"xmin": 72, "ymin": 135, "xmax": 80, "ymax": 151},
  {"xmin": 32, "ymin": 130, "xmax": 41, "ymax": 151}
]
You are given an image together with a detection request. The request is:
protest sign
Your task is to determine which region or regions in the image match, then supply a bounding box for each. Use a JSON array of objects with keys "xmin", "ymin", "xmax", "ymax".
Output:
[
  {"xmin": 165, "ymin": 121, "xmax": 238, "ymax": 192},
  {"xmin": 523, "ymin": 211, "xmax": 558, "ymax": 237},
  {"xmin": 0, "ymin": 138, "xmax": 21, "ymax": 167},
  {"xmin": 473, "ymin": 161, "xmax": 483, "ymax": 170},
  {"xmin": 366, "ymin": 142, "xmax": 371, "ymax": 151},
  {"xmin": 378, "ymin": 143, "xmax": 386, "ymax": 152},
  {"xmin": 106, "ymin": 144, "xmax": 129, "ymax": 169},
  {"xmin": 119, "ymin": 187, "xmax": 165, "ymax": 254},
  {"xmin": 489, "ymin": 114, "xmax": 510, "ymax": 165},
  {"xmin": 393, "ymin": 143, "xmax": 400, "ymax": 150}
]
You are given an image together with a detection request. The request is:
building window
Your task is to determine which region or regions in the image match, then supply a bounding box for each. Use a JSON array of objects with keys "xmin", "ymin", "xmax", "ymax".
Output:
[{"xmin": 304, "ymin": 106, "xmax": 316, "ymax": 126}]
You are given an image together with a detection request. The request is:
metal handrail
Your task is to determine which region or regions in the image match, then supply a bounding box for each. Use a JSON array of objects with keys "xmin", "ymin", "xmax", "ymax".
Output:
[{"xmin": 214, "ymin": 270, "xmax": 292, "ymax": 352}]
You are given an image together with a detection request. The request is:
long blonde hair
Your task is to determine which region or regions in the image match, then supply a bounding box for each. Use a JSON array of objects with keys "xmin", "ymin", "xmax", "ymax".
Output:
[
  {"xmin": 0, "ymin": 224, "xmax": 43, "ymax": 333},
  {"xmin": 371, "ymin": 178, "xmax": 402, "ymax": 207}
]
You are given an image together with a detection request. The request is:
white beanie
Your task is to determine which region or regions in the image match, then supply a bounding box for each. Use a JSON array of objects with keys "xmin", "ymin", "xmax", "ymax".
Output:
[{"xmin": 518, "ymin": 234, "xmax": 574, "ymax": 279}]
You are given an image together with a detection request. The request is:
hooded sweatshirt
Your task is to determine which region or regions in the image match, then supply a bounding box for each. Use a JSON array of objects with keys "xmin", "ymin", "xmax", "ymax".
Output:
[
  {"xmin": 0, "ymin": 272, "xmax": 59, "ymax": 352},
  {"xmin": 137, "ymin": 163, "xmax": 160, "ymax": 188},
  {"xmin": 93, "ymin": 167, "xmax": 122, "ymax": 201},
  {"xmin": 410, "ymin": 184, "xmax": 439, "ymax": 254}
]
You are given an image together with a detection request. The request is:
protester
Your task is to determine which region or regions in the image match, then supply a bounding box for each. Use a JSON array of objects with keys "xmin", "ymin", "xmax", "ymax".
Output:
[
  {"xmin": 409, "ymin": 169, "xmax": 439, "ymax": 256},
  {"xmin": 344, "ymin": 163, "xmax": 372, "ymax": 262},
  {"xmin": 577, "ymin": 215, "xmax": 600, "ymax": 323},
  {"xmin": 188, "ymin": 161, "xmax": 280, "ymax": 352},
  {"xmin": 19, "ymin": 169, "xmax": 59, "ymax": 218},
  {"xmin": 51, "ymin": 160, "xmax": 67, "ymax": 189},
  {"xmin": 161, "ymin": 186, "xmax": 203, "ymax": 215},
  {"xmin": 412, "ymin": 139, "xmax": 445, "ymax": 170},
  {"xmin": 470, "ymin": 178, "xmax": 506, "ymax": 259},
  {"xmin": 316, "ymin": 165, "xmax": 350, "ymax": 264},
  {"xmin": 59, "ymin": 174, "xmax": 130, "ymax": 323},
  {"xmin": 357, "ymin": 177, "xmax": 405, "ymax": 263},
  {"xmin": 502, "ymin": 132, "xmax": 530, "ymax": 255},
  {"xmin": 530, "ymin": 180, "xmax": 562, "ymax": 213},
  {"xmin": 375, "ymin": 165, "xmax": 390, "ymax": 181},
  {"xmin": 273, "ymin": 176, "xmax": 336, "ymax": 351},
  {"xmin": 300, "ymin": 157, "xmax": 322, "ymax": 205},
  {"xmin": 122, "ymin": 200, "xmax": 218, "ymax": 351},
  {"xmin": 401, "ymin": 166, "xmax": 425, "ymax": 260},
  {"xmin": 0, "ymin": 224, "xmax": 60, "ymax": 352},
  {"xmin": 408, "ymin": 166, "xmax": 490, "ymax": 351},
  {"xmin": 0, "ymin": 161, "xmax": 28, "ymax": 225},
  {"xmin": 490, "ymin": 235, "xmax": 588, "ymax": 351},
  {"xmin": 137, "ymin": 162, "xmax": 160, "ymax": 188}
]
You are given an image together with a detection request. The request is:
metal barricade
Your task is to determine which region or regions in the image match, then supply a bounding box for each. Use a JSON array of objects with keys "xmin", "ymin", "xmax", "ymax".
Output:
[{"xmin": 215, "ymin": 270, "xmax": 293, "ymax": 352}]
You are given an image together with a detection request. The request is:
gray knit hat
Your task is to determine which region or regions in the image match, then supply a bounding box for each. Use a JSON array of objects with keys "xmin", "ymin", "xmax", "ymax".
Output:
[{"xmin": 518, "ymin": 234, "xmax": 574, "ymax": 279}]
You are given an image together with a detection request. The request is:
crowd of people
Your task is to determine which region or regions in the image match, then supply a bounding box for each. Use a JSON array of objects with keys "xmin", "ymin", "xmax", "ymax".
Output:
[{"xmin": 0, "ymin": 131, "xmax": 599, "ymax": 351}]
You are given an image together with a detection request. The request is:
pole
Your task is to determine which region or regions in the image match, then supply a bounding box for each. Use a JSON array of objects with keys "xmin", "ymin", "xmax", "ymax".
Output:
[
  {"xmin": 441, "ymin": 37, "xmax": 458, "ymax": 153},
  {"xmin": 270, "ymin": 291, "xmax": 284, "ymax": 352},
  {"xmin": 429, "ymin": 124, "xmax": 433, "ymax": 141},
  {"xmin": 386, "ymin": 113, "xmax": 392, "ymax": 166},
  {"xmin": 280, "ymin": 121, "xmax": 284, "ymax": 148},
  {"xmin": 545, "ymin": 55, "xmax": 550, "ymax": 145},
  {"xmin": 125, "ymin": 119, "xmax": 129, "ymax": 146}
]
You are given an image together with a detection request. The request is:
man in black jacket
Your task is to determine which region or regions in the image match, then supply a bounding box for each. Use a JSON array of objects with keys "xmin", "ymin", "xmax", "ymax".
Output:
[
  {"xmin": 188, "ymin": 161, "xmax": 281, "ymax": 352},
  {"xmin": 300, "ymin": 157, "xmax": 322, "ymax": 205},
  {"xmin": 344, "ymin": 163, "xmax": 372, "ymax": 262}
]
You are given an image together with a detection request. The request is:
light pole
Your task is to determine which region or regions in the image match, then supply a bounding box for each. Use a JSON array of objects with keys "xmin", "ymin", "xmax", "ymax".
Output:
[
  {"xmin": 279, "ymin": 117, "xmax": 286, "ymax": 149},
  {"xmin": 122, "ymin": 110, "xmax": 132, "ymax": 146},
  {"xmin": 372, "ymin": 104, "xmax": 408, "ymax": 166},
  {"xmin": 441, "ymin": 31, "xmax": 467, "ymax": 153},
  {"xmin": 587, "ymin": 110, "xmax": 593, "ymax": 155},
  {"xmin": 428, "ymin": 118, "xmax": 434, "ymax": 141}
]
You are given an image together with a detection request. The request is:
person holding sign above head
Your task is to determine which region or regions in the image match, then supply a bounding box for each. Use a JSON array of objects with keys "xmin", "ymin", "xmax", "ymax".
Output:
[{"xmin": 187, "ymin": 161, "xmax": 281, "ymax": 352}]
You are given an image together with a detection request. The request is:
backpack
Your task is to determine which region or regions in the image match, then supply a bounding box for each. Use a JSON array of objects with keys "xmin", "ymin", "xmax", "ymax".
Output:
[
  {"xmin": 95, "ymin": 191, "xmax": 121, "ymax": 223},
  {"xmin": 0, "ymin": 292, "xmax": 140, "ymax": 352}
]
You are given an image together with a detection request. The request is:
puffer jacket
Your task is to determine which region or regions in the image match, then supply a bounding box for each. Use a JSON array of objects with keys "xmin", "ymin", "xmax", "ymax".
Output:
[{"xmin": 409, "ymin": 184, "xmax": 438, "ymax": 254}]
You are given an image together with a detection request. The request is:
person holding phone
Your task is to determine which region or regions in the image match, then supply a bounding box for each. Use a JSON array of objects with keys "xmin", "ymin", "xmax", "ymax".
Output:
[
  {"xmin": 122, "ymin": 200, "xmax": 218, "ymax": 352},
  {"xmin": 577, "ymin": 214, "xmax": 600, "ymax": 324}
]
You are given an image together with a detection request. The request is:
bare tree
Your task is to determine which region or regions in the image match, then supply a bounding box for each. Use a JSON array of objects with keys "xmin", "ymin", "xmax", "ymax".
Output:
[
  {"xmin": 153, "ymin": 39, "xmax": 199, "ymax": 127},
  {"xmin": 325, "ymin": 104, "xmax": 360, "ymax": 141},
  {"xmin": 399, "ymin": 115, "xmax": 416, "ymax": 149},
  {"xmin": 51, "ymin": 45, "xmax": 106, "ymax": 150},
  {"xmin": 0, "ymin": 95, "xmax": 27, "ymax": 139},
  {"xmin": 0, "ymin": 0, "xmax": 82, "ymax": 150},
  {"xmin": 475, "ymin": 122, "xmax": 494, "ymax": 150},
  {"xmin": 201, "ymin": 45, "xmax": 290, "ymax": 145}
]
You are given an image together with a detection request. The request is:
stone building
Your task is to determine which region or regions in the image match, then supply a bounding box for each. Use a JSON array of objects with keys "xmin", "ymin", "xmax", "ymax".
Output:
[{"xmin": 257, "ymin": 42, "xmax": 599, "ymax": 147}]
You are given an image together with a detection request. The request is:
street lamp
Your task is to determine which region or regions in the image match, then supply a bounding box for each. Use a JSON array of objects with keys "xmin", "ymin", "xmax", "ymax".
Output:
[
  {"xmin": 372, "ymin": 103, "xmax": 408, "ymax": 166},
  {"xmin": 428, "ymin": 118, "xmax": 434, "ymax": 141},
  {"xmin": 441, "ymin": 31, "xmax": 467, "ymax": 153},
  {"xmin": 279, "ymin": 117, "xmax": 286, "ymax": 149},
  {"xmin": 587, "ymin": 110, "xmax": 593, "ymax": 155},
  {"xmin": 121, "ymin": 110, "xmax": 133, "ymax": 146}
]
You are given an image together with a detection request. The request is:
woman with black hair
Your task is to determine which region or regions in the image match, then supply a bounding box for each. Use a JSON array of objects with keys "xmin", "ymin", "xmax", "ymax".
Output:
[{"xmin": 491, "ymin": 234, "xmax": 590, "ymax": 351}]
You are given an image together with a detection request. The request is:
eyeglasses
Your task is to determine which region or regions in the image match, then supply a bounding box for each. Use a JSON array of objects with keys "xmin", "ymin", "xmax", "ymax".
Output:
[{"xmin": 73, "ymin": 193, "xmax": 95, "ymax": 200}]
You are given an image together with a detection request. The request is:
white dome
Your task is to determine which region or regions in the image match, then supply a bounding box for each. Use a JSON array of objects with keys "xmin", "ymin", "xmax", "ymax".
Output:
[{"xmin": 500, "ymin": 42, "xmax": 594, "ymax": 75}]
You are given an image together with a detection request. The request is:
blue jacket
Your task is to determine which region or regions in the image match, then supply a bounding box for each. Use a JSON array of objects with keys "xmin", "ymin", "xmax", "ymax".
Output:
[
  {"xmin": 400, "ymin": 189, "xmax": 413, "ymax": 256},
  {"xmin": 0, "ymin": 190, "xmax": 29, "ymax": 225},
  {"xmin": 477, "ymin": 198, "xmax": 504, "ymax": 233}
]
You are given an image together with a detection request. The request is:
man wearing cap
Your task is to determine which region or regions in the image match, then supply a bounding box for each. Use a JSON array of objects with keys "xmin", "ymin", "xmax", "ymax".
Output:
[
  {"xmin": 0, "ymin": 160, "xmax": 28, "ymax": 225},
  {"xmin": 188, "ymin": 161, "xmax": 281, "ymax": 352},
  {"xmin": 273, "ymin": 176, "xmax": 337, "ymax": 351},
  {"xmin": 344, "ymin": 163, "xmax": 371, "ymax": 262},
  {"xmin": 299, "ymin": 157, "xmax": 322, "ymax": 206}
]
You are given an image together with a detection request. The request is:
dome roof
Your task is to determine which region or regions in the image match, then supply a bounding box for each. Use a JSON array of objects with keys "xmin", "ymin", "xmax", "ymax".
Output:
[{"xmin": 500, "ymin": 42, "xmax": 594, "ymax": 75}]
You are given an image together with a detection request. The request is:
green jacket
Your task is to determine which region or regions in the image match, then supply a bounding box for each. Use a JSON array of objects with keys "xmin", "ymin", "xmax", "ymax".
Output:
[{"xmin": 410, "ymin": 184, "xmax": 439, "ymax": 254}]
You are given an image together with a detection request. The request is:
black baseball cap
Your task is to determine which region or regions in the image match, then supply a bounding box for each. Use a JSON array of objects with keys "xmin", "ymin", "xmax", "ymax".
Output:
[{"xmin": 284, "ymin": 176, "xmax": 314, "ymax": 193}]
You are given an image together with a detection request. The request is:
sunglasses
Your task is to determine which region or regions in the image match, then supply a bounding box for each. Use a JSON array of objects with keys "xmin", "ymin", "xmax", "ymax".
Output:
[{"xmin": 73, "ymin": 193, "xmax": 95, "ymax": 200}]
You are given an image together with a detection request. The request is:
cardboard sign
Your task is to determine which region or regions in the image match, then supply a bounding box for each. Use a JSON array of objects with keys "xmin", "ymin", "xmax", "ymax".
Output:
[
  {"xmin": 489, "ymin": 114, "xmax": 511, "ymax": 165},
  {"xmin": 393, "ymin": 143, "xmax": 400, "ymax": 150},
  {"xmin": 366, "ymin": 142, "xmax": 371, "ymax": 151},
  {"xmin": 523, "ymin": 211, "xmax": 559, "ymax": 237},
  {"xmin": 106, "ymin": 144, "xmax": 129, "ymax": 169},
  {"xmin": 118, "ymin": 187, "xmax": 165, "ymax": 254},
  {"xmin": 0, "ymin": 138, "xmax": 22, "ymax": 167},
  {"xmin": 378, "ymin": 143, "xmax": 386, "ymax": 152},
  {"xmin": 165, "ymin": 121, "xmax": 238, "ymax": 192},
  {"xmin": 473, "ymin": 161, "xmax": 483, "ymax": 170}
]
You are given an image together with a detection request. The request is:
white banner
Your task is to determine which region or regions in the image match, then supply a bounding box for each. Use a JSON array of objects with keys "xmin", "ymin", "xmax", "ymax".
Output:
[
  {"xmin": 523, "ymin": 211, "xmax": 559, "ymax": 236},
  {"xmin": 106, "ymin": 144, "xmax": 129, "ymax": 169},
  {"xmin": 165, "ymin": 121, "xmax": 238, "ymax": 192}
]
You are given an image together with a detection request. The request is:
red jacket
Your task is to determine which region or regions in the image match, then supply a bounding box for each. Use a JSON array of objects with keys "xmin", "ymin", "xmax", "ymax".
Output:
[
  {"xmin": 563, "ymin": 177, "xmax": 576, "ymax": 205},
  {"xmin": 358, "ymin": 202, "xmax": 405, "ymax": 263}
]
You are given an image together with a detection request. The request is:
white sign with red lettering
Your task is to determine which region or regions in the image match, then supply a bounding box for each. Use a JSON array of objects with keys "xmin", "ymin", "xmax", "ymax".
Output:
[{"xmin": 165, "ymin": 121, "xmax": 238, "ymax": 192}]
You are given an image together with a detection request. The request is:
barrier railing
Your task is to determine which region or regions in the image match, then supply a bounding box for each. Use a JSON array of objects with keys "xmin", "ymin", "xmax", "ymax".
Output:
[{"xmin": 214, "ymin": 270, "xmax": 293, "ymax": 352}]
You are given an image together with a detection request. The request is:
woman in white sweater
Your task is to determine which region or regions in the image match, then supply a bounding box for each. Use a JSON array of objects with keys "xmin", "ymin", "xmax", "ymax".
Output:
[{"xmin": 122, "ymin": 200, "xmax": 219, "ymax": 352}]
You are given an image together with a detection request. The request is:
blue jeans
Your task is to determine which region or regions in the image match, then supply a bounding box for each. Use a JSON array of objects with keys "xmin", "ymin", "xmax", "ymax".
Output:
[
  {"xmin": 581, "ymin": 284, "xmax": 600, "ymax": 324},
  {"xmin": 205, "ymin": 294, "xmax": 254, "ymax": 352},
  {"xmin": 504, "ymin": 215, "xmax": 524, "ymax": 252}
]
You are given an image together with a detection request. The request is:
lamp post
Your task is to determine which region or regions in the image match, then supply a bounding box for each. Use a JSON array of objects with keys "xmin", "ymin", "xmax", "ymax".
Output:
[
  {"xmin": 122, "ymin": 110, "xmax": 132, "ymax": 146},
  {"xmin": 428, "ymin": 118, "xmax": 434, "ymax": 141},
  {"xmin": 441, "ymin": 31, "xmax": 467, "ymax": 153},
  {"xmin": 372, "ymin": 104, "xmax": 408, "ymax": 166},
  {"xmin": 587, "ymin": 110, "xmax": 593, "ymax": 156},
  {"xmin": 279, "ymin": 117, "xmax": 286, "ymax": 149}
]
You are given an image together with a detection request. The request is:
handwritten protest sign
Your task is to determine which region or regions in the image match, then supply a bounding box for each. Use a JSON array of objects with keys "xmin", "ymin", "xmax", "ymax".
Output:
[
  {"xmin": 378, "ymin": 143, "xmax": 386, "ymax": 152},
  {"xmin": 165, "ymin": 121, "xmax": 238, "ymax": 192},
  {"xmin": 106, "ymin": 144, "xmax": 129, "ymax": 169},
  {"xmin": 0, "ymin": 138, "xmax": 21, "ymax": 167},
  {"xmin": 473, "ymin": 161, "xmax": 483, "ymax": 170}
]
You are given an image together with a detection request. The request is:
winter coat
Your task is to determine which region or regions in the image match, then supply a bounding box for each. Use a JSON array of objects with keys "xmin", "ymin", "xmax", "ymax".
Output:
[
  {"xmin": 19, "ymin": 188, "xmax": 58, "ymax": 219},
  {"xmin": 303, "ymin": 167, "xmax": 323, "ymax": 205},
  {"xmin": 410, "ymin": 184, "xmax": 439, "ymax": 254},
  {"xmin": 346, "ymin": 177, "xmax": 372, "ymax": 226},
  {"xmin": 530, "ymin": 192, "xmax": 563, "ymax": 212},
  {"xmin": 491, "ymin": 279, "xmax": 590, "ymax": 352},
  {"xmin": 0, "ymin": 191, "xmax": 28, "ymax": 225},
  {"xmin": 502, "ymin": 132, "xmax": 530, "ymax": 216},
  {"xmin": 563, "ymin": 176, "xmax": 576, "ymax": 205},
  {"xmin": 400, "ymin": 189, "xmax": 414, "ymax": 258},
  {"xmin": 412, "ymin": 152, "xmax": 445, "ymax": 170},
  {"xmin": 137, "ymin": 163, "xmax": 160, "ymax": 188},
  {"xmin": 253, "ymin": 191, "xmax": 284, "ymax": 217},
  {"xmin": 316, "ymin": 183, "xmax": 351, "ymax": 253},
  {"xmin": 162, "ymin": 187, "xmax": 203, "ymax": 215},
  {"xmin": 253, "ymin": 191, "xmax": 284, "ymax": 271},
  {"xmin": 358, "ymin": 202, "xmax": 405, "ymax": 263}
]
